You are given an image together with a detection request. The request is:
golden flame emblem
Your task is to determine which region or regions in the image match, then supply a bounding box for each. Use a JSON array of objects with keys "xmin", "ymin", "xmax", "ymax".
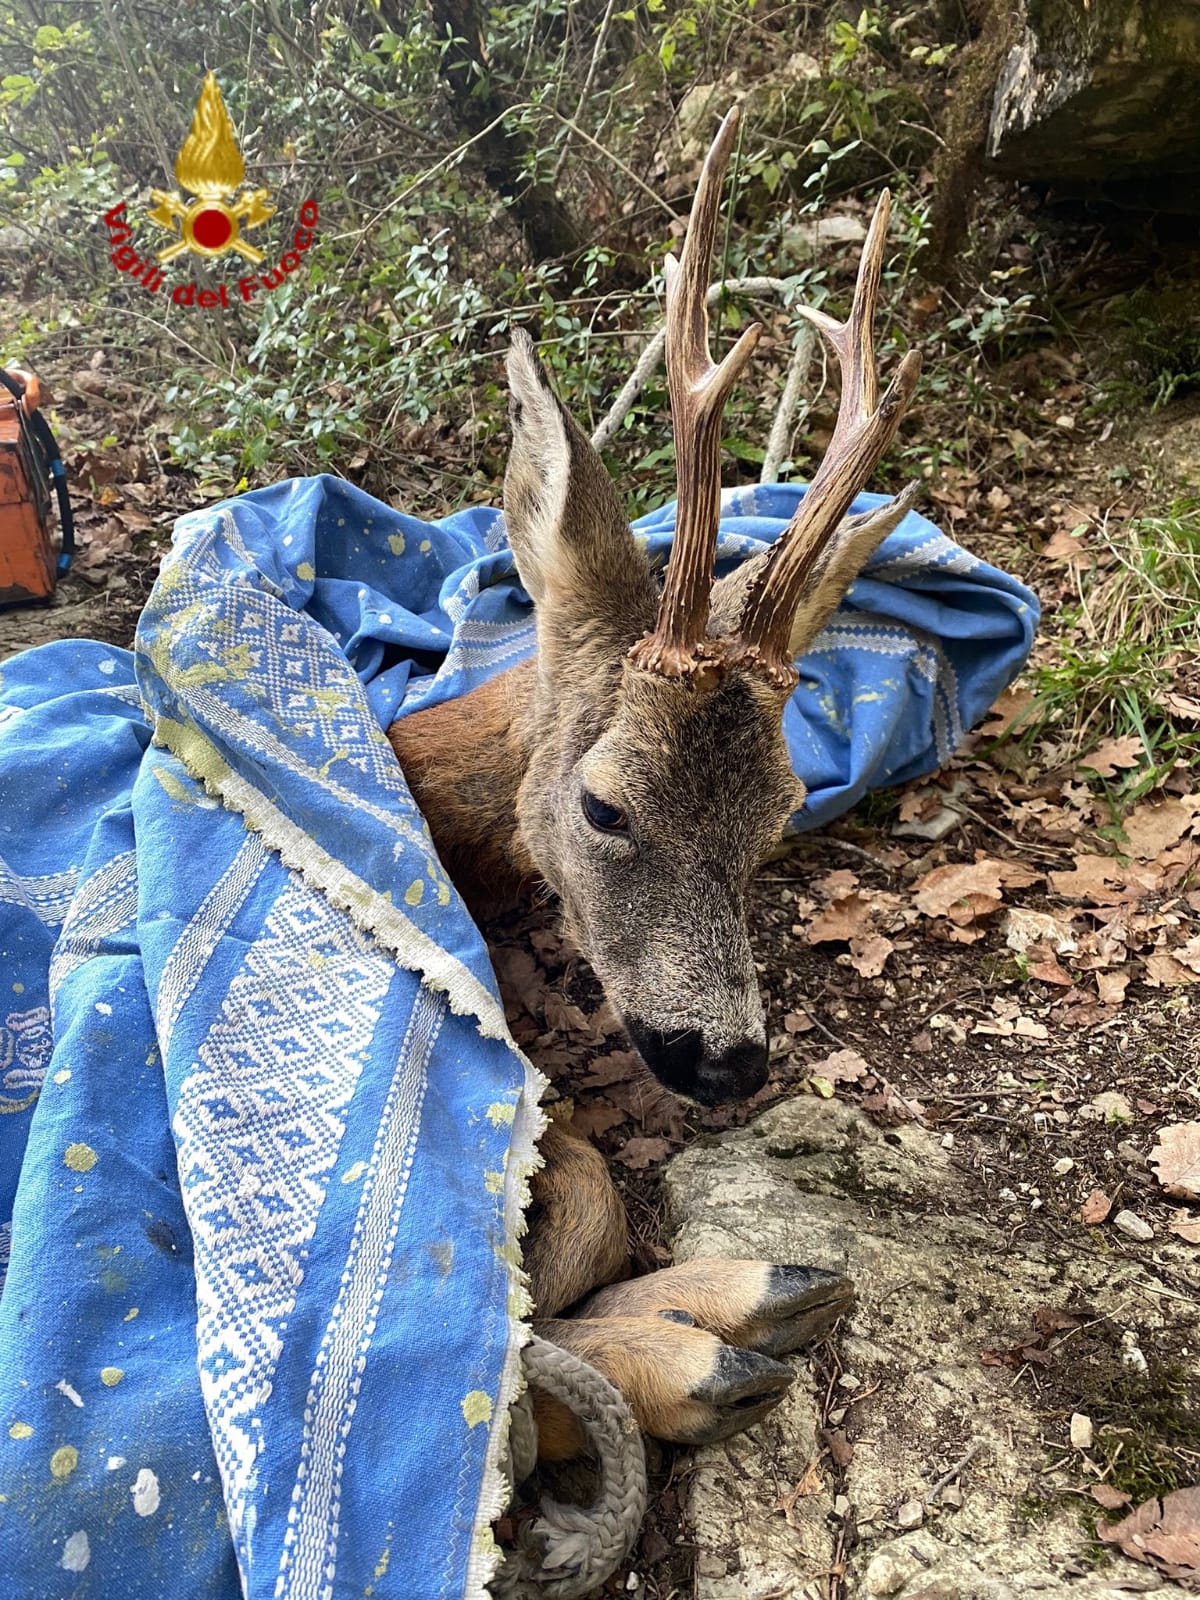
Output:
[{"xmin": 147, "ymin": 72, "xmax": 274, "ymax": 264}]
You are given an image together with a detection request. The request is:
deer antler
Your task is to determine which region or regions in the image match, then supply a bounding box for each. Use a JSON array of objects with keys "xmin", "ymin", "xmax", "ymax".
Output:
[
  {"xmin": 628, "ymin": 107, "xmax": 762, "ymax": 680},
  {"xmin": 730, "ymin": 192, "xmax": 922, "ymax": 688}
]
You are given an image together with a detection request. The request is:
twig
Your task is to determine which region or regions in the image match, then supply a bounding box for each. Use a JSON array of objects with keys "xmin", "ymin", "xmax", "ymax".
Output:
[
  {"xmin": 761, "ymin": 323, "xmax": 816, "ymax": 483},
  {"xmin": 548, "ymin": 108, "xmax": 682, "ymax": 222},
  {"xmin": 796, "ymin": 1007, "xmax": 853, "ymax": 1053},
  {"xmin": 590, "ymin": 276, "xmax": 800, "ymax": 450},
  {"xmin": 345, "ymin": 102, "xmax": 539, "ymax": 266},
  {"xmin": 552, "ymin": 0, "xmax": 619, "ymax": 183},
  {"xmin": 925, "ymin": 1439, "xmax": 987, "ymax": 1505}
]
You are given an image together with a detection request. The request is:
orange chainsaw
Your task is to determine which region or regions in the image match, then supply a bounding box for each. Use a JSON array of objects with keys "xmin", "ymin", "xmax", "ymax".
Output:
[{"xmin": 0, "ymin": 366, "xmax": 74, "ymax": 607}]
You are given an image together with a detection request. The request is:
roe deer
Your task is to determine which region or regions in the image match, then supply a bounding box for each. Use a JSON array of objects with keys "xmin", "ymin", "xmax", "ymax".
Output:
[{"xmin": 388, "ymin": 108, "xmax": 919, "ymax": 1455}]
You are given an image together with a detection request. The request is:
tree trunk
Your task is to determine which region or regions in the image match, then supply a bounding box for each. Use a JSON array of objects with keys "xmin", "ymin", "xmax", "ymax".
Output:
[{"xmin": 426, "ymin": 0, "xmax": 585, "ymax": 272}]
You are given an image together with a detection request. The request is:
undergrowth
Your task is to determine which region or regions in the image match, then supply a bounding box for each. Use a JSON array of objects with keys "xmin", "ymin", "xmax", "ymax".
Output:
[{"xmin": 1021, "ymin": 501, "xmax": 1200, "ymax": 800}]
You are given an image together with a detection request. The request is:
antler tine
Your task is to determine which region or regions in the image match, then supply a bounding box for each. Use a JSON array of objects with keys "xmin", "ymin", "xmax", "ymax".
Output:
[
  {"xmin": 733, "ymin": 189, "xmax": 921, "ymax": 687},
  {"xmin": 629, "ymin": 106, "xmax": 763, "ymax": 680}
]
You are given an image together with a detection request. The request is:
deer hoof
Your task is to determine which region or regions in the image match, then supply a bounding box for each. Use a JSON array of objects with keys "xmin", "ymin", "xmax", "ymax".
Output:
[
  {"xmin": 577, "ymin": 1257, "xmax": 854, "ymax": 1355},
  {"xmin": 744, "ymin": 1264, "xmax": 855, "ymax": 1357},
  {"xmin": 681, "ymin": 1343, "xmax": 795, "ymax": 1445}
]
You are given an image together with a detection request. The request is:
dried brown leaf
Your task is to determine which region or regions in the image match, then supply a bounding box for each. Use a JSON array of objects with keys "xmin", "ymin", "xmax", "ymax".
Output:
[
  {"xmin": 806, "ymin": 892, "xmax": 873, "ymax": 944},
  {"xmin": 1049, "ymin": 855, "xmax": 1127, "ymax": 904},
  {"xmin": 1091, "ymin": 1485, "xmax": 1132, "ymax": 1511},
  {"xmin": 1080, "ymin": 1189, "xmax": 1112, "ymax": 1226},
  {"xmin": 813, "ymin": 1048, "xmax": 870, "ymax": 1085},
  {"xmin": 1169, "ymin": 1210, "xmax": 1200, "ymax": 1245},
  {"xmin": 1150, "ymin": 1123, "xmax": 1200, "ymax": 1202},
  {"xmin": 1097, "ymin": 1484, "xmax": 1200, "ymax": 1584},
  {"xmin": 1144, "ymin": 953, "xmax": 1200, "ymax": 988},
  {"xmin": 1078, "ymin": 736, "xmax": 1145, "ymax": 778},
  {"xmin": 849, "ymin": 932, "xmax": 893, "ymax": 978},
  {"xmin": 1122, "ymin": 798, "xmax": 1199, "ymax": 861},
  {"xmin": 615, "ymin": 1135, "xmax": 672, "ymax": 1170},
  {"xmin": 543, "ymin": 993, "xmax": 596, "ymax": 1037},
  {"xmin": 571, "ymin": 1102, "xmax": 628, "ymax": 1138},
  {"xmin": 580, "ymin": 1050, "xmax": 642, "ymax": 1087},
  {"xmin": 821, "ymin": 1428, "xmax": 854, "ymax": 1468},
  {"xmin": 913, "ymin": 861, "xmax": 1004, "ymax": 922},
  {"xmin": 1096, "ymin": 970, "xmax": 1130, "ymax": 1007}
]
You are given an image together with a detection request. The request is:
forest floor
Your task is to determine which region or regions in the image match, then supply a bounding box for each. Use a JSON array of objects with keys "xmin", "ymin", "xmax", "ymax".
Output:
[{"xmin": 3, "ymin": 263, "xmax": 1200, "ymax": 1599}]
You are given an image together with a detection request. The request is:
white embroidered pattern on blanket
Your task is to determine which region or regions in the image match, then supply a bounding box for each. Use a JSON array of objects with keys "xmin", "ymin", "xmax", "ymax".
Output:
[
  {"xmin": 277, "ymin": 984, "xmax": 442, "ymax": 1600},
  {"xmin": 171, "ymin": 876, "xmax": 394, "ymax": 1567}
]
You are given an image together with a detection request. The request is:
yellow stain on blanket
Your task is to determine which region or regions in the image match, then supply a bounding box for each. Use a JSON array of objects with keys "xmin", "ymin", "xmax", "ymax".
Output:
[
  {"xmin": 99, "ymin": 1368, "xmax": 124, "ymax": 1387},
  {"xmin": 153, "ymin": 766, "xmax": 196, "ymax": 803},
  {"xmin": 8, "ymin": 1422, "xmax": 33, "ymax": 1440},
  {"xmin": 50, "ymin": 1445, "xmax": 79, "ymax": 1480},
  {"xmin": 461, "ymin": 1391, "xmax": 492, "ymax": 1428},
  {"xmin": 485, "ymin": 1102, "xmax": 516, "ymax": 1127},
  {"xmin": 297, "ymin": 561, "xmax": 316, "ymax": 581},
  {"xmin": 388, "ymin": 532, "xmax": 406, "ymax": 556},
  {"xmin": 404, "ymin": 879, "xmax": 424, "ymax": 907},
  {"xmin": 363, "ymin": 1521, "xmax": 394, "ymax": 1595},
  {"xmin": 64, "ymin": 1143, "xmax": 98, "ymax": 1173}
]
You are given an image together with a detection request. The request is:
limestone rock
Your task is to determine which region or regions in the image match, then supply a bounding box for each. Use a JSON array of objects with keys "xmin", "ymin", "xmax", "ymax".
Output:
[
  {"xmin": 987, "ymin": 1, "xmax": 1200, "ymax": 209},
  {"xmin": 663, "ymin": 1096, "xmax": 1198, "ymax": 1599}
]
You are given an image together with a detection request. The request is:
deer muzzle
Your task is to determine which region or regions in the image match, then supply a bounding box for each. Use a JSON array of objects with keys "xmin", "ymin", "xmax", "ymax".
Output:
[{"xmin": 623, "ymin": 1020, "xmax": 769, "ymax": 1106}]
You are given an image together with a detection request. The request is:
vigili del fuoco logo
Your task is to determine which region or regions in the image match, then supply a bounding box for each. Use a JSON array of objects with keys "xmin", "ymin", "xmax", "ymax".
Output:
[{"xmin": 101, "ymin": 72, "xmax": 318, "ymax": 308}]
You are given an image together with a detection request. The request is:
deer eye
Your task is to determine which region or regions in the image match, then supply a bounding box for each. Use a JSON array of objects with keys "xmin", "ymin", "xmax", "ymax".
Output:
[{"xmin": 581, "ymin": 791, "xmax": 628, "ymax": 834}]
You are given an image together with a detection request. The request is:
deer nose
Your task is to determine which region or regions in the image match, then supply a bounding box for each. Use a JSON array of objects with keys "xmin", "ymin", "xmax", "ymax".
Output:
[
  {"xmin": 625, "ymin": 1022, "xmax": 768, "ymax": 1106},
  {"xmin": 697, "ymin": 1038, "xmax": 769, "ymax": 1104}
]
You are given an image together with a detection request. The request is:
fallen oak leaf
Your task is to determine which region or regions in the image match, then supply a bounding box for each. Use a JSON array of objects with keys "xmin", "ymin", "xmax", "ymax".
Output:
[
  {"xmin": 1121, "ymin": 797, "xmax": 1200, "ymax": 862},
  {"xmin": 1079, "ymin": 735, "xmax": 1145, "ymax": 778},
  {"xmin": 615, "ymin": 1135, "xmax": 672, "ymax": 1170},
  {"xmin": 806, "ymin": 892, "xmax": 873, "ymax": 944},
  {"xmin": 580, "ymin": 1050, "xmax": 642, "ymax": 1087},
  {"xmin": 571, "ymin": 1102, "xmax": 628, "ymax": 1138},
  {"xmin": 1169, "ymin": 1210, "xmax": 1200, "ymax": 1245},
  {"xmin": 1081, "ymin": 1189, "xmax": 1113, "ymax": 1225},
  {"xmin": 812, "ymin": 1048, "xmax": 870, "ymax": 1085},
  {"xmin": 1097, "ymin": 1484, "xmax": 1200, "ymax": 1585},
  {"xmin": 1049, "ymin": 855, "xmax": 1127, "ymax": 904},
  {"xmin": 543, "ymin": 993, "xmax": 598, "ymax": 1037},
  {"xmin": 1151, "ymin": 1123, "xmax": 1200, "ymax": 1203},
  {"xmin": 1144, "ymin": 953, "xmax": 1200, "ymax": 988},
  {"xmin": 914, "ymin": 860, "xmax": 1004, "ymax": 921},
  {"xmin": 782, "ymin": 1011, "xmax": 815, "ymax": 1035},
  {"xmin": 1096, "ymin": 969, "xmax": 1130, "ymax": 1007}
]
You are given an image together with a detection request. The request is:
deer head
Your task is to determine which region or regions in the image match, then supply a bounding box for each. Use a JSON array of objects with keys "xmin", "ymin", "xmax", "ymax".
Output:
[{"xmin": 500, "ymin": 110, "xmax": 920, "ymax": 1107}]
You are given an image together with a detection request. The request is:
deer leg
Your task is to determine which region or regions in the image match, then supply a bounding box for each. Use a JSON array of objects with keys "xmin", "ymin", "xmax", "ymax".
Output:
[
  {"xmin": 576, "ymin": 1258, "xmax": 854, "ymax": 1357},
  {"xmin": 524, "ymin": 1120, "xmax": 629, "ymax": 1319},
  {"xmin": 533, "ymin": 1314, "xmax": 793, "ymax": 1451}
]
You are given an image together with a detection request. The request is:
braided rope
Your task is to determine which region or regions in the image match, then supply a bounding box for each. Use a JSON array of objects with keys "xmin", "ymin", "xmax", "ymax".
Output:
[{"xmin": 494, "ymin": 1335, "xmax": 647, "ymax": 1600}]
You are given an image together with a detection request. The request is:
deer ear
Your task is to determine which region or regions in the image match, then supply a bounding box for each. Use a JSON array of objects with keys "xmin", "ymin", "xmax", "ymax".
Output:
[
  {"xmin": 784, "ymin": 486, "xmax": 918, "ymax": 659},
  {"xmin": 708, "ymin": 486, "xmax": 918, "ymax": 662},
  {"xmin": 503, "ymin": 331, "xmax": 655, "ymax": 638}
]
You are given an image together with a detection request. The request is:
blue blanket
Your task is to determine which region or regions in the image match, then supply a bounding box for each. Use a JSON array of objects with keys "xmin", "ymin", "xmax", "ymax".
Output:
[{"xmin": 0, "ymin": 476, "xmax": 1036, "ymax": 1598}]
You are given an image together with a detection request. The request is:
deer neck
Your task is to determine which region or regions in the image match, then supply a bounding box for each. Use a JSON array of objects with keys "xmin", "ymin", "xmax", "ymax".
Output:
[{"xmin": 386, "ymin": 658, "xmax": 538, "ymax": 918}]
